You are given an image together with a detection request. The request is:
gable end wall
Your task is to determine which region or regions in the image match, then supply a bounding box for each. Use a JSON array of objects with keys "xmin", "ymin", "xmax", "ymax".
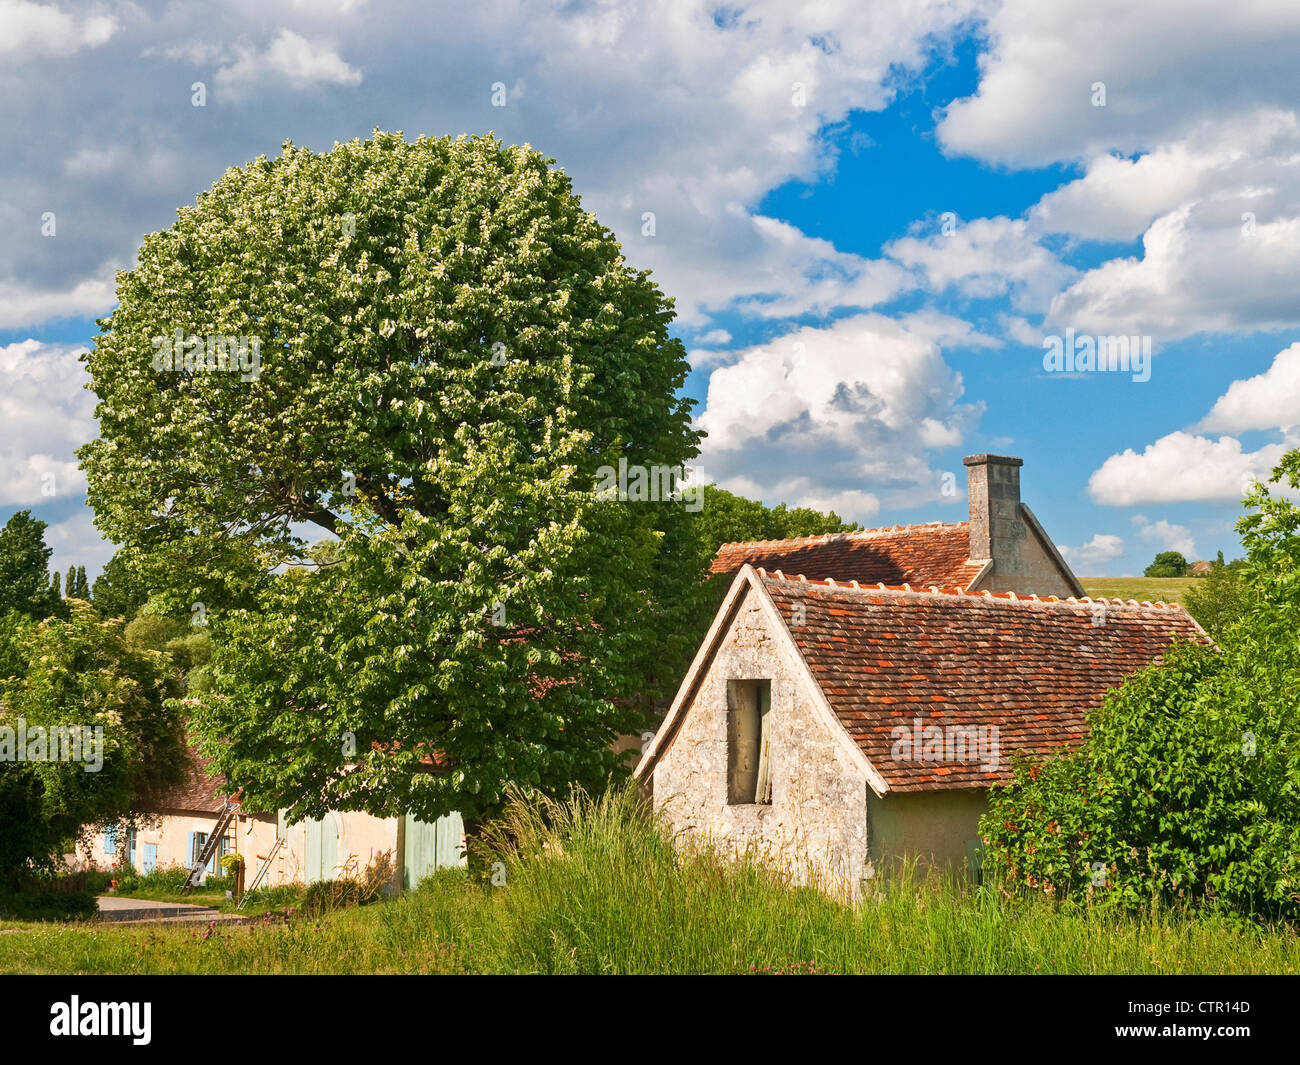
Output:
[{"xmin": 651, "ymin": 585, "xmax": 870, "ymax": 895}]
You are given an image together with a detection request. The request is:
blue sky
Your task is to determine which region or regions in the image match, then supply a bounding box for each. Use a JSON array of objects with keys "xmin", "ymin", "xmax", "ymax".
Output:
[{"xmin": 2, "ymin": 0, "xmax": 1299, "ymax": 579}]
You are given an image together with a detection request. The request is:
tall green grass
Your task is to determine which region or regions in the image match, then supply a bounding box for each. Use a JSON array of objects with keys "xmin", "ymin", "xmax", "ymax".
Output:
[{"xmin": 0, "ymin": 785, "xmax": 1295, "ymax": 974}]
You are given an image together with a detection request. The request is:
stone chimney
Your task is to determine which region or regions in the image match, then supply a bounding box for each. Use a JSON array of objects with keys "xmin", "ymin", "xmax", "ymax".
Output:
[
  {"xmin": 964, "ymin": 453, "xmax": 1027, "ymax": 579},
  {"xmin": 962, "ymin": 454, "xmax": 1082, "ymax": 597}
]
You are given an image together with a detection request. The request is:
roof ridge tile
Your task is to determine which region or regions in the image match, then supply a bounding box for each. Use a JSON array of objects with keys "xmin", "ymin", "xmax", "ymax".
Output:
[
  {"xmin": 715, "ymin": 520, "xmax": 971, "ymax": 552},
  {"xmin": 756, "ymin": 571, "xmax": 1186, "ymax": 614}
]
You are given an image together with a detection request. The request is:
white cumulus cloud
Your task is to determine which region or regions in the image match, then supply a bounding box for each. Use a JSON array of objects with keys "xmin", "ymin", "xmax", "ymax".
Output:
[
  {"xmin": 1198, "ymin": 341, "xmax": 1300, "ymax": 433},
  {"xmin": 216, "ymin": 29, "xmax": 363, "ymax": 99},
  {"xmin": 695, "ymin": 313, "xmax": 982, "ymax": 521},
  {"xmin": 1136, "ymin": 519, "xmax": 1197, "ymax": 559},
  {"xmin": 0, "ymin": 339, "xmax": 96, "ymax": 504},
  {"xmin": 1059, "ymin": 533, "xmax": 1125, "ymax": 568},
  {"xmin": 0, "ymin": 0, "xmax": 117, "ymax": 59},
  {"xmin": 1088, "ymin": 431, "xmax": 1287, "ymax": 505}
]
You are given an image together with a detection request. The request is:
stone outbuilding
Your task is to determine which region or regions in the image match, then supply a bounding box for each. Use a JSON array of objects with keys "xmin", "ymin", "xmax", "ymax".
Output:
[{"xmin": 636, "ymin": 457, "xmax": 1208, "ymax": 896}]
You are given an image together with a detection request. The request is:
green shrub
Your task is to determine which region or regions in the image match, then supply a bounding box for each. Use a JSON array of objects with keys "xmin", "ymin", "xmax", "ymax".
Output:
[
  {"xmin": 1183, "ymin": 564, "xmax": 1255, "ymax": 639},
  {"xmin": 983, "ymin": 451, "xmax": 1300, "ymax": 924},
  {"xmin": 0, "ymin": 887, "xmax": 97, "ymax": 921},
  {"xmin": 299, "ymin": 852, "xmax": 395, "ymax": 916},
  {"xmin": 239, "ymin": 883, "xmax": 302, "ymax": 910},
  {"xmin": 300, "ymin": 879, "xmax": 365, "ymax": 917},
  {"xmin": 47, "ymin": 869, "xmax": 113, "ymax": 895},
  {"xmin": 111, "ymin": 865, "xmax": 233, "ymax": 897}
]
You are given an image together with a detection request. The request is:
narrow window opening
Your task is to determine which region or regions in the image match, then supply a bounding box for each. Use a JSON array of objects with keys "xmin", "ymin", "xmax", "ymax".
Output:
[{"xmin": 727, "ymin": 679, "xmax": 773, "ymax": 804}]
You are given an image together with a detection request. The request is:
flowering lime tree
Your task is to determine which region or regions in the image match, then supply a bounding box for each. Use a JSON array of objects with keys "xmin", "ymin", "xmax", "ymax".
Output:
[{"xmin": 78, "ymin": 132, "xmax": 701, "ymax": 828}]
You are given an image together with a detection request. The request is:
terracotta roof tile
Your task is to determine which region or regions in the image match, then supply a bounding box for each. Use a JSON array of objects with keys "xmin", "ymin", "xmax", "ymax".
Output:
[
  {"xmin": 713, "ymin": 523, "xmax": 985, "ymax": 589},
  {"xmin": 157, "ymin": 739, "xmax": 230, "ymax": 814},
  {"xmin": 758, "ymin": 571, "xmax": 1209, "ymax": 793}
]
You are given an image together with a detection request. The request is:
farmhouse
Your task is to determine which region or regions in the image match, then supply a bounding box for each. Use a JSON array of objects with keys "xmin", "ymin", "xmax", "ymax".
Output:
[
  {"xmin": 635, "ymin": 455, "xmax": 1208, "ymax": 895},
  {"xmin": 88, "ymin": 741, "xmax": 464, "ymax": 892}
]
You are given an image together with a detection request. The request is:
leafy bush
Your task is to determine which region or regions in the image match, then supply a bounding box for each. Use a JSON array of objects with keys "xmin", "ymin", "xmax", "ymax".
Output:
[
  {"xmin": 983, "ymin": 452, "xmax": 1300, "ymax": 923},
  {"xmin": 0, "ymin": 887, "xmax": 98, "ymax": 921},
  {"xmin": 298, "ymin": 852, "xmax": 394, "ymax": 916},
  {"xmin": 0, "ymin": 603, "xmax": 186, "ymax": 890},
  {"xmin": 48, "ymin": 869, "xmax": 113, "ymax": 896},
  {"xmin": 239, "ymin": 883, "xmax": 302, "ymax": 910},
  {"xmin": 299, "ymin": 879, "xmax": 365, "ymax": 917},
  {"xmin": 1183, "ymin": 563, "xmax": 1255, "ymax": 639}
]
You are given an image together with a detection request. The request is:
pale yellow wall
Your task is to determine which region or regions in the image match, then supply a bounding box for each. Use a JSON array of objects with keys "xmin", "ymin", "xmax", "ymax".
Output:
[
  {"xmin": 88, "ymin": 811, "xmax": 277, "ymax": 881},
  {"xmin": 866, "ymin": 789, "xmax": 988, "ymax": 879},
  {"xmin": 90, "ymin": 809, "xmax": 400, "ymax": 888}
]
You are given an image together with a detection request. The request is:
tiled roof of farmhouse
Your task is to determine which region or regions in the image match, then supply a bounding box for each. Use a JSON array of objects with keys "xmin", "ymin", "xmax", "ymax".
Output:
[
  {"xmin": 712, "ymin": 522, "xmax": 985, "ymax": 589},
  {"xmin": 756, "ymin": 569, "xmax": 1209, "ymax": 793},
  {"xmin": 158, "ymin": 739, "xmax": 230, "ymax": 814}
]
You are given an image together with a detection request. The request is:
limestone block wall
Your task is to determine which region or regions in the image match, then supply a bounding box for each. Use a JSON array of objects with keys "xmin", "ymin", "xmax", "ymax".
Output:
[
  {"xmin": 652, "ymin": 586, "xmax": 870, "ymax": 895},
  {"xmin": 969, "ymin": 508, "xmax": 1079, "ymax": 597}
]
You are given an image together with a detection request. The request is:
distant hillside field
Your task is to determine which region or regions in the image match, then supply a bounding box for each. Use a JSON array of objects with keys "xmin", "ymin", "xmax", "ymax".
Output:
[{"xmin": 1079, "ymin": 576, "xmax": 1200, "ymax": 604}]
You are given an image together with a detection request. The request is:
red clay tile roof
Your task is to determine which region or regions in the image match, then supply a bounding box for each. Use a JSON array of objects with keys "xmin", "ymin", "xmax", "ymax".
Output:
[
  {"xmin": 157, "ymin": 740, "xmax": 230, "ymax": 814},
  {"xmin": 712, "ymin": 523, "xmax": 986, "ymax": 589},
  {"xmin": 757, "ymin": 570, "xmax": 1209, "ymax": 793}
]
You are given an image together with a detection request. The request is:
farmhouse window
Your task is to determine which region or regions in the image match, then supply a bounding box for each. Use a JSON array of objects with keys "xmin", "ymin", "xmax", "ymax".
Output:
[
  {"xmin": 727, "ymin": 679, "xmax": 773, "ymax": 805},
  {"xmin": 189, "ymin": 831, "xmax": 228, "ymax": 874}
]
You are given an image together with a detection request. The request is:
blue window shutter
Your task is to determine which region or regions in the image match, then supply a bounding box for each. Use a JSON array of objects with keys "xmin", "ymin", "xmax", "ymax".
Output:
[
  {"xmin": 104, "ymin": 825, "xmax": 116, "ymax": 855},
  {"xmin": 128, "ymin": 829, "xmax": 136, "ymax": 869},
  {"xmin": 186, "ymin": 832, "xmax": 193, "ymax": 868}
]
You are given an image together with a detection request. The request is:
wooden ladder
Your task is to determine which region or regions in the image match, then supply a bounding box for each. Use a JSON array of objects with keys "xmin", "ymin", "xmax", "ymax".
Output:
[
  {"xmin": 237, "ymin": 836, "xmax": 285, "ymax": 908},
  {"xmin": 182, "ymin": 799, "xmax": 239, "ymax": 891}
]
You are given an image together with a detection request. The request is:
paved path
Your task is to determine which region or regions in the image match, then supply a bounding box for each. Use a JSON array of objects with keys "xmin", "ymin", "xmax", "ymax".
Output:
[{"xmin": 95, "ymin": 896, "xmax": 228, "ymax": 923}]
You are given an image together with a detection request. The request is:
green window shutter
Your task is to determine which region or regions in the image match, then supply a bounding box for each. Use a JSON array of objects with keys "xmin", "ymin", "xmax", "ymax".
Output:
[
  {"xmin": 404, "ymin": 812, "xmax": 468, "ymax": 889},
  {"xmin": 435, "ymin": 812, "xmax": 465, "ymax": 870},
  {"xmin": 305, "ymin": 819, "xmax": 323, "ymax": 882}
]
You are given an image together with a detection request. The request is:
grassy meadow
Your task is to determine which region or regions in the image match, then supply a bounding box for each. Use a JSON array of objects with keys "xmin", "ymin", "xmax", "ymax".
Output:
[
  {"xmin": 1, "ymin": 787, "xmax": 1296, "ymax": 975},
  {"xmin": 1079, "ymin": 576, "xmax": 1200, "ymax": 605}
]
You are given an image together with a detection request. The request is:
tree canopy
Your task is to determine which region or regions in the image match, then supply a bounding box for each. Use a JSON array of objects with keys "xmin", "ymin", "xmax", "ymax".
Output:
[
  {"xmin": 0, "ymin": 604, "xmax": 186, "ymax": 889},
  {"xmin": 0, "ymin": 511, "xmax": 61, "ymax": 620},
  {"xmin": 693, "ymin": 484, "xmax": 860, "ymax": 554},
  {"xmin": 89, "ymin": 551, "xmax": 150, "ymax": 621},
  {"xmin": 1143, "ymin": 550, "xmax": 1189, "ymax": 577},
  {"xmin": 79, "ymin": 132, "xmax": 700, "ymax": 827}
]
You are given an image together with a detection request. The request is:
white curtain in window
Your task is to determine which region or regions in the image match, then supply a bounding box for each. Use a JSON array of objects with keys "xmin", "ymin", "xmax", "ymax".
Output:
[{"xmin": 754, "ymin": 684, "xmax": 773, "ymax": 804}]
